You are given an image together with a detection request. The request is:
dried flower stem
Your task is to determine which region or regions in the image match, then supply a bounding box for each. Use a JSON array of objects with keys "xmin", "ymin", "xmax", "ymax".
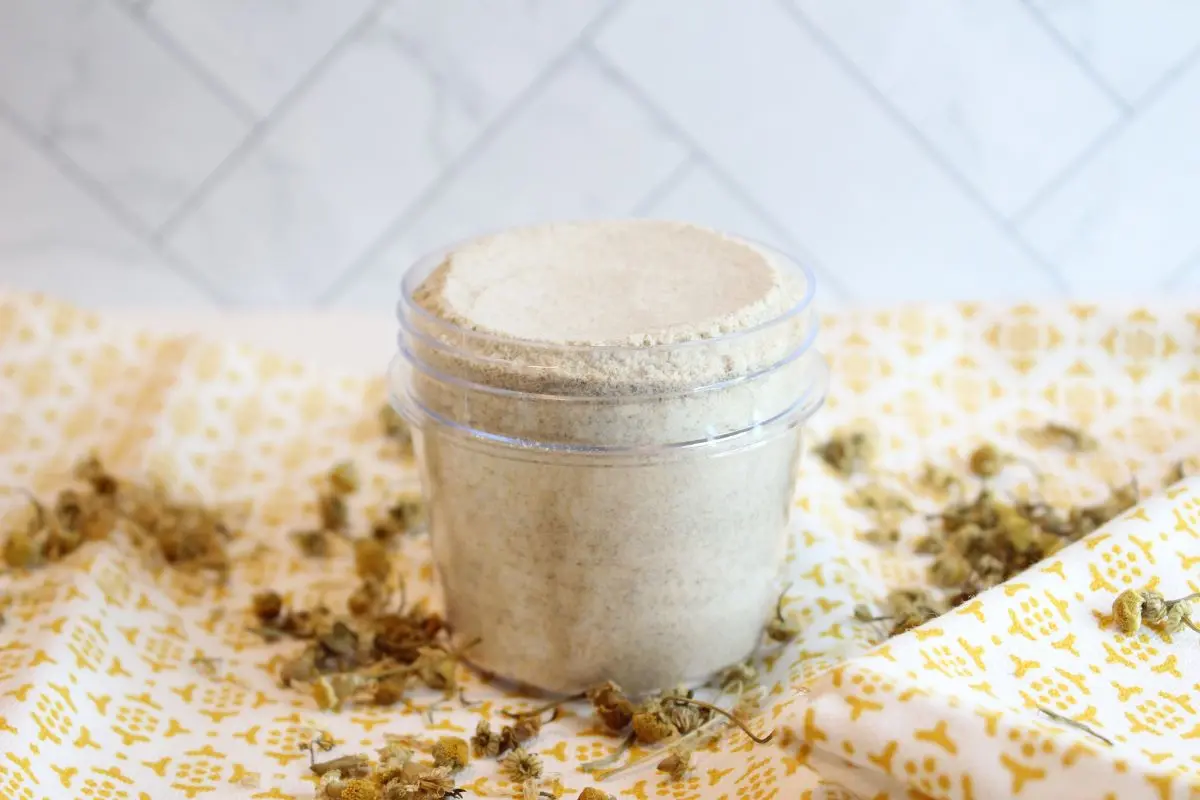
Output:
[
  {"xmin": 502, "ymin": 693, "xmax": 584, "ymax": 720},
  {"xmin": 579, "ymin": 733, "xmax": 635, "ymax": 772},
  {"xmin": 591, "ymin": 715, "xmax": 727, "ymax": 781},
  {"xmin": 1038, "ymin": 707, "xmax": 1113, "ymax": 746},
  {"xmin": 310, "ymin": 753, "xmax": 370, "ymax": 776},
  {"xmin": 664, "ymin": 697, "xmax": 774, "ymax": 744}
]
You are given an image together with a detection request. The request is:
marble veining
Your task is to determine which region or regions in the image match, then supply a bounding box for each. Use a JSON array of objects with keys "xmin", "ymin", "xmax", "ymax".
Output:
[{"xmin": 0, "ymin": 0, "xmax": 1196, "ymax": 309}]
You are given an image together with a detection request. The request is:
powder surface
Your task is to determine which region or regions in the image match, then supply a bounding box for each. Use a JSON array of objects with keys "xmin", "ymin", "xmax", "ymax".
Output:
[{"xmin": 416, "ymin": 220, "xmax": 800, "ymax": 346}]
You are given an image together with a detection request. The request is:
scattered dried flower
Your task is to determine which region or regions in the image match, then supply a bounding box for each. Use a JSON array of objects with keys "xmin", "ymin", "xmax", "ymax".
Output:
[
  {"xmin": 587, "ymin": 681, "xmax": 634, "ymax": 732},
  {"xmin": 252, "ymin": 590, "xmax": 283, "ymax": 622},
  {"xmin": 502, "ymin": 748, "xmax": 543, "ymax": 782},
  {"xmin": 765, "ymin": 590, "xmax": 801, "ymax": 643},
  {"xmin": 329, "ymin": 461, "xmax": 360, "ymax": 496},
  {"xmin": 656, "ymin": 748, "xmax": 692, "ymax": 781},
  {"xmin": 1022, "ymin": 422, "xmax": 1098, "ymax": 453},
  {"xmin": 355, "ymin": 538, "xmax": 392, "ymax": 585},
  {"xmin": 292, "ymin": 528, "xmax": 332, "ymax": 558},
  {"xmin": 471, "ymin": 720, "xmax": 503, "ymax": 759},
  {"xmin": 967, "ymin": 444, "xmax": 1006, "ymax": 479},
  {"xmin": 380, "ymin": 404, "xmax": 414, "ymax": 454},
  {"xmin": 431, "ymin": 737, "xmax": 469, "ymax": 772},
  {"xmin": 1111, "ymin": 589, "xmax": 1200, "ymax": 636},
  {"xmin": 1, "ymin": 456, "xmax": 231, "ymax": 579},
  {"xmin": 915, "ymin": 463, "xmax": 961, "ymax": 500},
  {"xmin": 815, "ymin": 427, "xmax": 875, "ymax": 477},
  {"xmin": 578, "ymin": 789, "xmax": 614, "ymax": 800},
  {"xmin": 715, "ymin": 661, "xmax": 757, "ymax": 693}
]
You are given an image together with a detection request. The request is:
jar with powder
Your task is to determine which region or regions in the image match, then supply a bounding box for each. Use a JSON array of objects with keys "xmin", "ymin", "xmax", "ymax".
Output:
[{"xmin": 390, "ymin": 220, "xmax": 827, "ymax": 694}]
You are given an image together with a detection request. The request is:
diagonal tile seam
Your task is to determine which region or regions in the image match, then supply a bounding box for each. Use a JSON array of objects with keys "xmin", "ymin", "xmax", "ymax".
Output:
[
  {"xmin": 314, "ymin": 0, "xmax": 631, "ymax": 307},
  {"xmin": 114, "ymin": 0, "xmax": 260, "ymax": 125},
  {"xmin": 0, "ymin": 101, "xmax": 230, "ymax": 307},
  {"xmin": 151, "ymin": 0, "xmax": 396, "ymax": 243},
  {"xmin": 1161, "ymin": 247, "xmax": 1200, "ymax": 290},
  {"xmin": 629, "ymin": 152, "xmax": 700, "ymax": 216},
  {"xmin": 1016, "ymin": 0, "xmax": 1131, "ymax": 113},
  {"xmin": 579, "ymin": 42, "xmax": 855, "ymax": 304},
  {"xmin": 1012, "ymin": 42, "xmax": 1200, "ymax": 225},
  {"xmin": 777, "ymin": 0, "xmax": 1070, "ymax": 296}
]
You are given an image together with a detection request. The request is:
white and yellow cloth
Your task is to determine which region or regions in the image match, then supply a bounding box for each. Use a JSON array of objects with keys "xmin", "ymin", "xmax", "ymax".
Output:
[{"xmin": 0, "ymin": 293, "xmax": 1196, "ymax": 800}]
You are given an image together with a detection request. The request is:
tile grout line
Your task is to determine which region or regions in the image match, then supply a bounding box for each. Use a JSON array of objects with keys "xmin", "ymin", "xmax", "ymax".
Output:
[
  {"xmin": 0, "ymin": 101, "xmax": 232, "ymax": 306},
  {"xmin": 581, "ymin": 42, "xmax": 856, "ymax": 303},
  {"xmin": 115, "ymin": 2, "xmax": 260, "ymax": 125},
  {"xmin": 152, "ymin": 0, "xmax": 396, "ymax": 240},
  {"xmin": 1161, "ymin": 247, "xmax": 1200, "ymax": 290},
  {"xmin": 776, "ymin": 0, "xmax": 1070, "ymax": 296},
  {"xmin": 1012, "ymin": 42, "xmax": 1200, "ymax": 225},
  {"xmin": 315, "ymin": 0, "xmax": 629, "ymax": 307},
  {"xmin": 629, "ymin": 153, "xmax": 699, "ymax": 216},
  {"xmin": 1016, "ymin": 0, "xmax": 1131, "ymax": 113}
]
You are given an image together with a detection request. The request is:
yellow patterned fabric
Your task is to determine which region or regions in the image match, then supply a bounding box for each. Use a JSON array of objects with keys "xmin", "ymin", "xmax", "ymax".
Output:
[
  {"xmin": 0, "ymin": 293, "xmax": 1196, "ymax": 800},
  {"xmin": 793, "ymin": 482, "xmax": 1200, "ymax": 800}
]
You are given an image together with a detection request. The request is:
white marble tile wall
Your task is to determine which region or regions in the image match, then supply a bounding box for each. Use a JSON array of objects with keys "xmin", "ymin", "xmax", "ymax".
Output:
[{"xmin": 1, "ymin": 0, "xmax": 1198, "ymax": 313}]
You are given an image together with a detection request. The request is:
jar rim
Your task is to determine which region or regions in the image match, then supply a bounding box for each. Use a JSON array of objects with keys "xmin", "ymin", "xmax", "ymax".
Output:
[
  {"xmin": 396, "ymin": 226, "xmax": 818, "ymax": 357},
  {"xmin": 389, "ymin": 351, "xmax": 828, "ymax": 458}
]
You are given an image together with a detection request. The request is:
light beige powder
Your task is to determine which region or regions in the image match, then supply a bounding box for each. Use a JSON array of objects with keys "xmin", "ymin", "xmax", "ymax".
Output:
[
  {"xmin": 418, "ymin": 220, "xmax": 796, "ymax": 345},
  {"xmin": 401, "ymin": 220, "xmax": 823, "ymax": 693}
]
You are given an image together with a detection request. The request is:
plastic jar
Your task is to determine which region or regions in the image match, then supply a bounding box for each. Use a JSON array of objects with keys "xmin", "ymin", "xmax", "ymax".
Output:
[{"xmin": 389, "ymin": 226, "xmax": 828, "ymax": 694}]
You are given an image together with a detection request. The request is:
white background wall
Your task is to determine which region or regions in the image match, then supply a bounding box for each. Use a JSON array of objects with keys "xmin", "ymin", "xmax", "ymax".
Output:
[{"xmin": 2, "ymin": 0, "xmax": 1199, "ymax": 314}]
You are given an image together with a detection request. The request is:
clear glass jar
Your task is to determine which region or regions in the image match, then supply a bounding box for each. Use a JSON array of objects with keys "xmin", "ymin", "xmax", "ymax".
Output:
[{"xmin": 390, "ymin": 234, "xmax": 828, "ymax": 694}]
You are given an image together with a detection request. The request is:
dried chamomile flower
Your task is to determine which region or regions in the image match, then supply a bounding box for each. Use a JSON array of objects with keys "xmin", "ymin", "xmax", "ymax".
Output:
[
  {"xmin": 1022, "ymin": 422, "xmax": 1098, "ymax": 453},
  {"xmin": 313, "ymin": 673, "xmax": 364, "ymax": 712},
  {"xmin": 431, "ymin": 737, "xmax": 469, "ymax": 772},
  {"xmin": 502, "ymin": 748, "xmax": 544, "ymax": 782},
  {"xmin": 1111, "ymin": 589, "xmax": 1200, "ymax": 636},
  {"xmin": 815, "ymin": 426, "xmax": 875, "ymax": 477},
  {"xmin": 387, "ymin": 765, "xmax": 455, "ymax": 800},
  {"xmin": 508, "ymin": 713, "xmax": 543, "ymax": 746},
  {"xmin": 578, "ymin": 789, "xmax": 615, "ymax": 800},
  {"xmin": 715, "ymin": 661, "xmax": 758, "ymax": 693},
  {"xmin": 252, "ymin": 590, "xmax": 284, "ymax": 622},
  {"xmin": 884, "ymin": 588, "xmax": 946, "ymax": 636},
  {"xmin": 348, "ymin": 578, "xmax": 391, "ymax": 618},
  {"xmin": 1070, "ymin": 480, "xmax": 1138, "ymax": 534},
  {"xmin": 765, "ymin": 590, "xmax": 801, "ymax": 643},
  {"xmin": 372, "ymin": 674, "xmax": 410, "ymax": 706},
  {"xmin": 3, "ymin": 458, "xmax": 231, "ymax": 579},
  {"xmin": 847, "ymin": 481, "xmax": 912, "ymax": 523},
  {"xmin": 631, "ymin": 710, "xmax": 677, "ymax": 745},
  {"xmin": 373, "ymin": 494, "xmax": 427, "ymax": 545},
  {"xmin": 656, "ymin": 748, "xmax": 692, "ymax": 781},
  {"xmin": 337, "ymin": 777, "xmax": 381, "ymax": 800},
  {"xmin": 413, "ymin": 646, "xmax": 458, "ymax": 691},
  {"xmin": 472, "ymin": 720, "xmax": 503, "ymax": 759},
  {"xmin": 355, "ymin": 538, "xmax": 392, "ymax": 585},
  {"xmin": 329, "ymin": 461, "xmax": 360, "ymax": 496},
  {"xmin": 319, "ymin": 492, "xmax": 349, "ymax": 532},
  {"xmin": 292, "ymin": 528, "xmax": 332, "ymax": 558},
  {"xmin": 1165, "ymin": 457, "xmax": 1198, "ymax": 488},
  {"xmin": 968, "ymin": 444, "xmax": 1006, "ymax": 479},
  {"xmin": 929, "ymin": 550, "xmax": 971, "ymax": 589},
  {"xmin": 860, "ymin": 526, "xmax": 901, "ymax": 547},
  {"xmin": 380, "ymin": 404, "xmax": 414, "ymax": 453},
  {"xmin": 915, "ymin": 463, "xmax": 961, "ymax": 500},
  {"xmin": 587, "ymin": 680, "xmax": 634, "ymax": 732}
]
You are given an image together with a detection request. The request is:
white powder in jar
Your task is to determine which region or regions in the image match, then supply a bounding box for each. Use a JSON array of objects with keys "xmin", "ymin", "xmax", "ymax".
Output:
[{"xmin": 402, "ymin": 220, "xmax": 822, "ymax": 693}]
